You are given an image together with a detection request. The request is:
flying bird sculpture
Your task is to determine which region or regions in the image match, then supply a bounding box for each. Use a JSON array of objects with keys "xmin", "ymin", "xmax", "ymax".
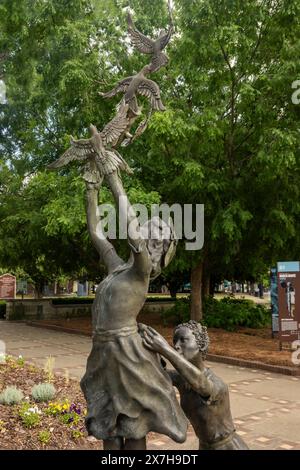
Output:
[
  {"xmin": 100, "ymin": 65, "xmax": 165, "ymax": 115},
  {"xmin": 121, "ymin": 109, "xmax": 153, "ymax": 147},
  {"xmin": 48, "ymin": 103, "xmax": 133, "ymax": 177},
  {"xmin": 127, "ymin": 12, "xmax": 174, "ymax": 73}
]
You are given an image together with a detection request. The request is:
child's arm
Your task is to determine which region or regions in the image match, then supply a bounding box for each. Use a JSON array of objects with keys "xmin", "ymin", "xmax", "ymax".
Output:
[{"xmin": 142, "ymin": 326, "xmax": 213, "ymax": 397}]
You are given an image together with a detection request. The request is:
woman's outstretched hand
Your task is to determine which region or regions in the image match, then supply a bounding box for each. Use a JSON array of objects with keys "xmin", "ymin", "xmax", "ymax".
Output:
[{"xmin": 139, "ymin": 324, "xmax": 170, "ymax": 354}]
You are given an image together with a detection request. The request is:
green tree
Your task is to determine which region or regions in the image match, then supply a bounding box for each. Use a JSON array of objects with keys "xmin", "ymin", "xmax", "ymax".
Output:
[
  {"xmin": 1, "ymin": 0, "xmax": 300, "ymax": 320},
  {"xmin": 131, "ymin": 0, "xmax": 300, "ymax": 319}
]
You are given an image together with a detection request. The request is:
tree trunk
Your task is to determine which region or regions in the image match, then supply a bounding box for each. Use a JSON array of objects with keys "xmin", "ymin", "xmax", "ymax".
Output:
[
  {"xmin": 190, "ymin": 260, "xmax": 203, "ymax": 321},
  {"xmin": 34, "ymin": 280, "xmax": 45, "ymax": 299},
  {"xmin": 202, "ymin": 271, "xmax": 210, "ymax": 300},
  {"xmin": 209, "ymin": 276, "xmax": 215, "ymax": 296}
]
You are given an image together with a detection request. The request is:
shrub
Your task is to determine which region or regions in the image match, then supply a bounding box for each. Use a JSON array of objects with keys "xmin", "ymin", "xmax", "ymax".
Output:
[
  {"xmin": 203, "ymin": 296, "xmax": 271, "ymax": 331},
  {"xmin": 160, "ymin": 297, "xmax": 190, "ymax": 326},
  {"xmin": 32, "ymin": 383, "xmax": 56, "ymax": 402},
  {"xmin": 71, "ymin": 429, "xmax": 84, "ymax": 439},
  {"xmin": 51, "ymin": 297, "xmax": 93, "ymax": 305},
  {"xmin": 19, "ymin": 403, "xmax": 41, "ymax": 428},
  {"xmin": 51, "ymin": 296, "xmax": 177, "ymax": 305},
  {"xmin": 160, "ymin": 296, "xmax": 271, "ymax": 331},
  {"xmin": 59, "ymin": 411, "xmax": 80, "ymax": 426},
  {"xmin": 38, "ymin": 430, "xmax": 51, "ymax": 444},
  {"xmin": 16, "ymin": 355, "xmax": 25, "ymax": 366},
  {"xmin": 0, "ymin": 386, "xmax": 24, "ymax": 405}
]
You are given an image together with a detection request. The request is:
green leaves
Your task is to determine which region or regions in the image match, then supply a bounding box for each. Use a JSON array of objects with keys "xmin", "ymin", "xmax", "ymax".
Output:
[{"xmin": 1, "ymin": 0, "xmax": 300, "ymax": 291}]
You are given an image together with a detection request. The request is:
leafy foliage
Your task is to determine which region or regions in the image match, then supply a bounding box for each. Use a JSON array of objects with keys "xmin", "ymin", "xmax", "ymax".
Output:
[
  {"xmin": 1, "ymin": 0, "xmax": 300, "ymax": 323},
  {"xmin": 38, "ymin": 430, "xmax": 51, "ymax": 445},
  {"xmin": 18, "ymin": 403, "xmax": 42, "ymax": 428},
  {"xmin": 161, "ymin": 296, "xmax": 271, "ymax": 331},
  {"xmin": 203, "ymin": 296, "xmax": 271, "ymax": 331}
]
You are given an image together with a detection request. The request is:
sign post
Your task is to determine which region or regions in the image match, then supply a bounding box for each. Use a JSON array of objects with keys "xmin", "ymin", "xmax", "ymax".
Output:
[
  {"xmin": 270, "ymin": 267, "xmax": 279, "ymax": 338},
  {"xmin": 277, "ymin": 262, "xmax": 300, "ymax": 349},
  {"xmin": 0, "ymin": 273, "xmax": 16, "ymax": 300}
]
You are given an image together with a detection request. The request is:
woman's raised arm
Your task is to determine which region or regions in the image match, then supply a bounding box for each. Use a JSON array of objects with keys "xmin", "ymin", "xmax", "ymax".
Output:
[
  {"xmin": 105, "ymin": 172, "xmax": 151, "ymax": 275},
  {"xmin": 85, "ymin": 181, "xmax": 123, "ymax": 273}
]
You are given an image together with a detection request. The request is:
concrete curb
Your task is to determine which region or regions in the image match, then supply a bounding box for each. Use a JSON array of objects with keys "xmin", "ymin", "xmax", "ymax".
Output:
[
  {"xmin": 26, "ymin": 320, "xmax": 300, "ymax": 377},
  {"xmin": 206, "ymin": 353, "xmax": 300, "ymax": 376}
]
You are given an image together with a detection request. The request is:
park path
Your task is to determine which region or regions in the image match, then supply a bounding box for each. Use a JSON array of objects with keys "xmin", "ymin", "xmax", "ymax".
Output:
[{"xmin": 1, "ymin": 321, "xmax": 300, "ymax": 450}]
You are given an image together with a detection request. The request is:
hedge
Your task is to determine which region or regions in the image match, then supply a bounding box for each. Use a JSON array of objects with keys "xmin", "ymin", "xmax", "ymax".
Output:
[{"xmin": 161, "ymin": 296, "xmax": 271, "ymax": 331}]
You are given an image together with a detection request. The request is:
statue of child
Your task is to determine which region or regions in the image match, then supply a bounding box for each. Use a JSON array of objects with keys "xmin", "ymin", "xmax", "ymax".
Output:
[{"xmin": 140, "ymin": 320, "xmax": 249, "ymax": 450}]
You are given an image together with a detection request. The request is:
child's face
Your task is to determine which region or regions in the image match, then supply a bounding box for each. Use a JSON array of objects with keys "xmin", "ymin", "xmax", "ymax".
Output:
[{"xmin": 173, "ymin": 326, "xmax": 199, "ymax": 361}]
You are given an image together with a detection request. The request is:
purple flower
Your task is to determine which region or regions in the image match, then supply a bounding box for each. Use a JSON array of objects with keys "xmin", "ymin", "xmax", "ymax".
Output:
[{"xmin": 70, "ymin": 403, "xmax": 81, "ymax": 415}]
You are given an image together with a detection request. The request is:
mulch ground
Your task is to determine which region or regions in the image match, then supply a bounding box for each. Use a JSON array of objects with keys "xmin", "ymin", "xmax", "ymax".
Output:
[
  {"xmin": 29, "ymin": 313, "xmax": 295, "ymax": 368},
  {"xmin": 0, "ymin": 358, "xmax": 101, "ymax": 450},
  {"xmin": 0, "ymin": 357, "xmax": 172, "ymax": 450}
]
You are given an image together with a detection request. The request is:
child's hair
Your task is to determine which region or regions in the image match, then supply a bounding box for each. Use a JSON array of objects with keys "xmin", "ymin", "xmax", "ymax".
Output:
[{"xmin": 174, "ymin": 320, "xmax": 210, "ymax": 357}]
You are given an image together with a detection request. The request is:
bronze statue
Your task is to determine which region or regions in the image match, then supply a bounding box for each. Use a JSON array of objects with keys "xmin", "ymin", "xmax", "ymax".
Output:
[
  {"xmin": 47, "ymin": 6, "xmax": 187, "ymax": 451},
  {"xmin": 140, "ymin": 321, "xmax": 249, "ymax": 450},
  {"xmin": 121, "ymin": 108, "xmax": 153, "ymax": 147},
  {"xmin": 47, "ymin": 103, "xmax": 133, "ymax": 177},
  {"xmin": 100, "ymin": 64, "xmax": 166, "ymax": 115},
  {"xmin": 48, "ymin": 4, "xmax": 248, "ymax": 451},
  {"xmin": 80, "ymin": 172, "xmax": 188, "ymax": 450},
  {"xmin": 127, "ymin": 11, "xmax": 174, "ymax": 73}
]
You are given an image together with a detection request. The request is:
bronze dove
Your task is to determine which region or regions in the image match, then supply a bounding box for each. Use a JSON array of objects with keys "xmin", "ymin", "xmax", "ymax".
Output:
[
  {"xmin": 100, "ymin": 64, "xmax": 165, "ymax": 115},
  {"xmin": 48, "ymin": 104, "xmax": 133, "ymax": 177},
  {"xmin": 121, "ymin": 109, "xmax": 152, "ymax": 147},
  {"xmin": 127, "ymin": 12, "xmax": 174, "ymax": 73}
]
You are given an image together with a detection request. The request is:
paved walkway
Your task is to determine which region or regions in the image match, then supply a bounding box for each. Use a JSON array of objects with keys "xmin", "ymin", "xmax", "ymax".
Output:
[{"xmin": 1, "ymin": 321, "xmax": 300, "ymax": 450}]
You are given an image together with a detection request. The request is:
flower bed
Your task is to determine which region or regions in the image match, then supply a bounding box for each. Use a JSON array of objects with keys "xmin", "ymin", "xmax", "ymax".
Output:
[{"xmin": 0, "ymin": 356, "xmax": 100, "ymax": 450}]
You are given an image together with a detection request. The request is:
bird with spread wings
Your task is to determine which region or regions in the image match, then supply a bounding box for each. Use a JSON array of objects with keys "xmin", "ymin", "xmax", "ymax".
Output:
[
  {"xmin": 47, "ymin": 103, "xmax": 133, "ymax": 179},
  {"xmin": 100, "ymin": 64, "xmax": 165, "ymax": 115},
  {"xmin": 127, "ymin": 12, "xmax": 174, "ymax": 73}
]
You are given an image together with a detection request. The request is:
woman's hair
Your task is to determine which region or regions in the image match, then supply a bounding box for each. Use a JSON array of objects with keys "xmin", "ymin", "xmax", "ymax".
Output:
[
  {"xmin": 141, "ymin": 216, "xmax": 177, "ymax": 268},
  {"xmin": 174, "ymin": 320, "xmax": 210, "ymax": 357}
]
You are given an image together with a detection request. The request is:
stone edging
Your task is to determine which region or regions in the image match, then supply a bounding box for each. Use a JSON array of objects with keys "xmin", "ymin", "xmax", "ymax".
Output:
[{"xmin": 206, "ymin": 353, "xmax": 300, "ymax": 376}]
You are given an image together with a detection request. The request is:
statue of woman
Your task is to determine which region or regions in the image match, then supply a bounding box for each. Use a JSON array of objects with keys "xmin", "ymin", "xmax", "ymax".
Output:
[
  {"xmin": 80, "ymin": 170, "xmax": 188, "ymax": 450},
  {"xmin": 140, "ymin": 320, "xmax": 249, "ymax": 450}
]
